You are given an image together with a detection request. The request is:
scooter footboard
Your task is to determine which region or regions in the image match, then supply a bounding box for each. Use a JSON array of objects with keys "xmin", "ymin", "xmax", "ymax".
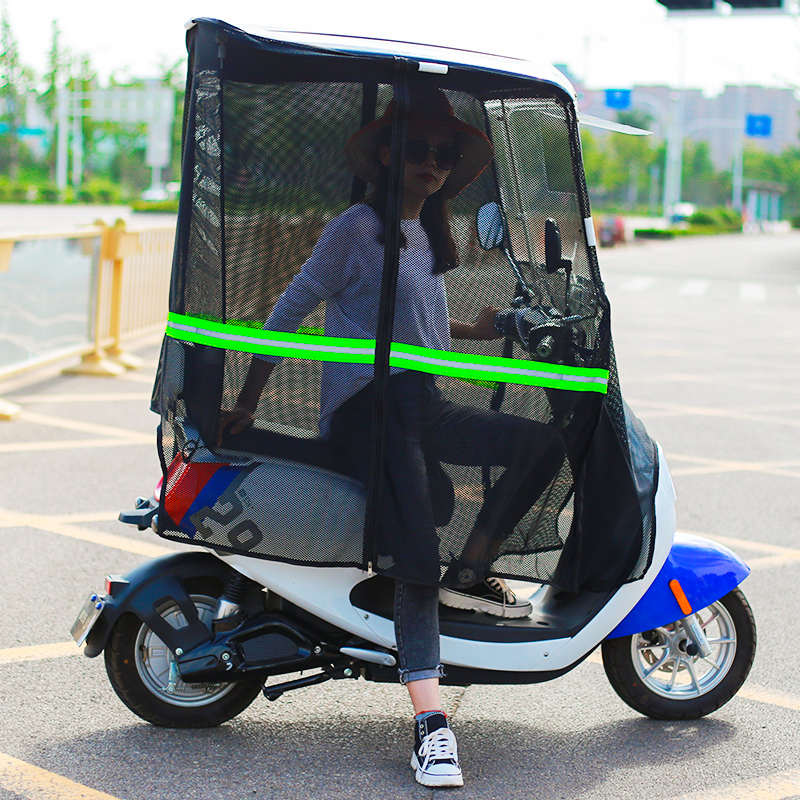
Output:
[{"xmin": 606, "ymin": 532, "xmax": 750, "ymax": 639}]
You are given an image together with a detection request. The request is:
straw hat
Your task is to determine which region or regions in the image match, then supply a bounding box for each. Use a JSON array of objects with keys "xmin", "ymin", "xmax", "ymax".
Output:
[{"xmin": 344, "ymin": 86, "xmax": 494, "ymax": 199}]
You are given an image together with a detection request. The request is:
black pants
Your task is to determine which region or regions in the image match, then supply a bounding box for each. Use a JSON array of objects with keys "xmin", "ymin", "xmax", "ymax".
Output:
[{"xmin": 329, "ymin": 370, "xmax": 566, "ymax": 586}]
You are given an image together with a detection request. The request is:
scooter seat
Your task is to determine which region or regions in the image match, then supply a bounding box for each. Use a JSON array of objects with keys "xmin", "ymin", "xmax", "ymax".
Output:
[{"xmin": 220, "ymin": 422, "xmax": 359, "ymax": 480}]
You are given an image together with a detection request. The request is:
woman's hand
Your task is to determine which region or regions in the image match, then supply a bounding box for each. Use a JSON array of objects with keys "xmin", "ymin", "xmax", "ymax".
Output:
[
  {"xmin": 216, "ymin": 405, "xmax": 255, "ymax": 446},
  {"xmin": 215, "ymin": 359, "xmax": 276, "ymax": 446},
  {"xmin": 450, "ymin": 306, "xmax": 502, "ymax": 340}
]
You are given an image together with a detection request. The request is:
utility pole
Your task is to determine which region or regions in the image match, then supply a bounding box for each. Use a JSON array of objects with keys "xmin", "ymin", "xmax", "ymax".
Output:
[{"xmin": 663, "ymin": 90, "xmax": 685, "ymax": 222}]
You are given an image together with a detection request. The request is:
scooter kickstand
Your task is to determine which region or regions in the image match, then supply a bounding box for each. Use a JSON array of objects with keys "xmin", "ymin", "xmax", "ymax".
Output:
[{"xmin": 263, "ymin": 665, "xmax": 358, "ymax": 701}]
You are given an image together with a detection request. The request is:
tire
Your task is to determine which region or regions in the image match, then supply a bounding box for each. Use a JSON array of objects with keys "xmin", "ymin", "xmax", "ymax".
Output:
[
  {"xmin": 601, "ymin": 588, "xmax": 756, "ymax": 720},
  {"xmin": 104, "ymin": 582, "xmax": 263, "ymax": 728}
]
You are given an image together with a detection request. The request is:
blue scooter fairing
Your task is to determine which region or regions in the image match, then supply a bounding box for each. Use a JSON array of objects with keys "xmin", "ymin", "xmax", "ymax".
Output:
[{"xmin": 607, "ymin": 532, "xmax": 750, "ymax": 639}]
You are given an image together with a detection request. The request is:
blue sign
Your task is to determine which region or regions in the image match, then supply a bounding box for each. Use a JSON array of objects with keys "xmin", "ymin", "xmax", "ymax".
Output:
[
  {"xmin": 746, "ymin": 114, "xmax": 772, "ymax": 137},
  {"xmin": 0, "ymin": 124, "xmax": 46, "ymax": 136},
  {"xmin": 605, "ymin": 89, "xmax": 632, "ymax": 110}
]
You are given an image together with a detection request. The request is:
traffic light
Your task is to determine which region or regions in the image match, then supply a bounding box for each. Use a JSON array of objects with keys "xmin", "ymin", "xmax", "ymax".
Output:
[
  {"xmin": 656, "ymin": 0, "xmax": 714, "ymax": 8},
  {"xmin": 657, "ymin": 0, "xmax": 787, "ymax": 9},
  {"xmin": 726, "ymin": 0, "xmax": 783, "ymax": 6}
]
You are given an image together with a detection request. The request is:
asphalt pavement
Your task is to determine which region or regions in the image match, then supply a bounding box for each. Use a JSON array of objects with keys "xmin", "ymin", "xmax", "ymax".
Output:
[{"xmin": 1, "ymin": 230, "xmax": 799, "ymax": 800}]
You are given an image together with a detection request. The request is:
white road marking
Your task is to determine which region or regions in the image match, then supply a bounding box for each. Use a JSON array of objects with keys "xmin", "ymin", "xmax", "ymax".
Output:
[
  {"xmin": 679, "ymin": 279, "xmax": 710, "ymax": 297},
  {"xmin": 739, "ymin": 282, "xmax": 767, "ymax": 302},
  {"xmin": 620, "ymin": 276, "xmax": 656, "ymax": 292}
]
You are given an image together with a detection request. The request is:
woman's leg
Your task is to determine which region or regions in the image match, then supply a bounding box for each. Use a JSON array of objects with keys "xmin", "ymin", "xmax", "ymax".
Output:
[
  {"xmin": 394, "ymin": 580, "xmax": 443, "ymax": 688},
  {"xmin": 395, "ymin": 580, "xmax": 463, "ymax": 788},
  {"xmin": 430, "ymin": 398, "xmax": 566, "ymax": 583},
  {"xmin": 407, "ymin": 678, "xmax": 442, "ymax": 714},
  {"xmin": 329, "ymin": 372, "xmax": 440, "ymax": 583}
]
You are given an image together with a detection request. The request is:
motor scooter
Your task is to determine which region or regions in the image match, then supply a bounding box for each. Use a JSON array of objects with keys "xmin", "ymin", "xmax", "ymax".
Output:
[{"xmin": 72, "ymin": 20, "xmax": 756, "ymax": 729}]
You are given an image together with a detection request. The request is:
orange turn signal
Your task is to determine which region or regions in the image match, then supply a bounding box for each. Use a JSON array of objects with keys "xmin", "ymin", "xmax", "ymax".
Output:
[{"xmin": 669, "ymin": 579, "xmax": 693, "ymax": 615}]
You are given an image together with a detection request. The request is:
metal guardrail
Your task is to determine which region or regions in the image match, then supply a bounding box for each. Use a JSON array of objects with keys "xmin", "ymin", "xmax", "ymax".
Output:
[{"xmin": 0, "ymin": 219, "xmax": 174, "ymax": 419}]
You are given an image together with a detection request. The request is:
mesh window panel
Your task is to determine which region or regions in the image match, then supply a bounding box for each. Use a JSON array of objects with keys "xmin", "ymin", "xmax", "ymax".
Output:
[
  {"xmin": 153, "ymin": 23, "xmax": 657, "ymax": 591},
  {"xmin": 370, "ymin": 90, "xmax": 607, "ymax": 588}
]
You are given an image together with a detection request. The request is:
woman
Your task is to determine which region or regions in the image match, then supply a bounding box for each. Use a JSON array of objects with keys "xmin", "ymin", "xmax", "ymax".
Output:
[{"xmin": 218, "ymin": 86, "xmax": 565, "ymax": 787}]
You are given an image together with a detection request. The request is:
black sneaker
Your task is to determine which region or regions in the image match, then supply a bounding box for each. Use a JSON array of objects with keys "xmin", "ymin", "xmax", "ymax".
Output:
[
  {"xmin": 411, "ymin": 712, "xmax": 463, "ymax": 788},
  {"xmin": 439, "ymin": 577, "xmax": 533, "ymax": 618}
]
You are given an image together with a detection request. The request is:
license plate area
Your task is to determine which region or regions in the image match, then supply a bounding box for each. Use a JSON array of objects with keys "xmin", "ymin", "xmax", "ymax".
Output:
[{"xmin": 70, "ymin": 593, "xmax": 105, "ymax": 647}]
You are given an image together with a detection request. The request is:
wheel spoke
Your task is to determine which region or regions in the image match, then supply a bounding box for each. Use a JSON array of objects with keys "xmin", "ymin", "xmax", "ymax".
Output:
[
  {"xmin": 666, "ymin": 665, "xmax": 678, "ymax": 691},
  {"xmin": 706, "ymin": 636, "xmax": 735, "ymax": 646},
  {"xmin": 699, "ymin": 608, "xmax": 720, "ymax": 630},
  {"xmin": 700, "ymin": 653, "xmax": 721, "ymax": 670},
  {"xmin": 685, "ymin": 657, "xmax": 701, "ymax": 693},
  {"xmin": 637, "ymin": 642, "xmax": 663, "ymax": 654},
  {"xmin": 642, "ymin": 650, "xmax": 673, "ymax": 678}
]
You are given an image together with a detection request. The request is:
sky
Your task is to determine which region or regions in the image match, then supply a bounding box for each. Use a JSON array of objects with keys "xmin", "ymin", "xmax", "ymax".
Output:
[{"xmin": 5, "ymin": 0, "xmax": 800, "ymax": 97}]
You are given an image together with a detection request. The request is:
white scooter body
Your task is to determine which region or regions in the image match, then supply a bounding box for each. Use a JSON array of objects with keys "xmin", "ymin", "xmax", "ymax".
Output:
[{"xmin": 213, "ymin": 445, "xmax": 675, "ymax": 673}]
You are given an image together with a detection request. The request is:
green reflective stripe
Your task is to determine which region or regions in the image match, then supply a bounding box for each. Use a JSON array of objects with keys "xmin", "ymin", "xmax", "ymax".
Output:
[
  {"xmin": 165, "ymin": 313, "xmax": 608, "ymax": 393},
  {"xmin": 166, "ymin": 312, "xmax": 375, "ymax": 363},
  {"xmin": 389, "ymin": 342, "xmax": 609, "ymax": 393}
]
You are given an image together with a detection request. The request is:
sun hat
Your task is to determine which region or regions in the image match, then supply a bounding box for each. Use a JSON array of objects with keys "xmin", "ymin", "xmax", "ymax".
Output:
[{"xmin": 344, "ymin": 86, "xmax": 494, "ymax": 199}]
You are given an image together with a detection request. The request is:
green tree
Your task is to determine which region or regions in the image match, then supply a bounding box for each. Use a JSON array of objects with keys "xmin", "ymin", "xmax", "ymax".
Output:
[
  {"xmin": 39, "ymin": 20, "xmax": 67, "ymax": 181},
  {"xmin": 683, "ymin": 140, "xmax": 730, "ymax": 208},
  {"xmin": 0, "ymin": 4, "xmax": 33, "ymax": 180}
]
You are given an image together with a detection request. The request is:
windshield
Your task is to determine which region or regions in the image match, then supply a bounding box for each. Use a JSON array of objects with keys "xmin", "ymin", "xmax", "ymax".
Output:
[{"xmin": 486, "ymin": 98, "xmax": 601, "ymax": 331}]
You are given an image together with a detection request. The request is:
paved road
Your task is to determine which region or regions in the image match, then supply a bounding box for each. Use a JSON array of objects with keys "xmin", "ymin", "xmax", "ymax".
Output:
[{"xmin": 1, "ymin": 231, "xmax": 799, "ymax": 800}]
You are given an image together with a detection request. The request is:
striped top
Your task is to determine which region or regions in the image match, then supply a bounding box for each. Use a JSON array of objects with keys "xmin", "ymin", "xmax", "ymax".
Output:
[{"xmin": 260, "ymin": 203, "xmax": 449, "ymax": 435}]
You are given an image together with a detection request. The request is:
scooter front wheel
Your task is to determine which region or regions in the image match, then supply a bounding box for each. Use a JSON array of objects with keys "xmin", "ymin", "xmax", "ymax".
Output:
[
  {"xmin": 104, "ymin": 584, "xmax": 263, "ymax": 728},
  {"xmin": 601, "ymin": 588, "xmax": 756, "ymax": 720}
]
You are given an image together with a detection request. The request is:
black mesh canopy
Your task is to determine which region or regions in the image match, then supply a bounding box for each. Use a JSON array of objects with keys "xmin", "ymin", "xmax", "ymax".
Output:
[{"xmin": 152, "ymin": 19, "xmax": 658, "ymax": 593}]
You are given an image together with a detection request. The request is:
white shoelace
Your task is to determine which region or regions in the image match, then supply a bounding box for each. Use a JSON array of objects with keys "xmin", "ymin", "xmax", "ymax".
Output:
[
  {"xmin": 485, "ymin": 576, "xmax": 512, "ymax": 605},
  {"xmin": 418, "ymin": 727, "xmax": 459, "ymax": 770}
]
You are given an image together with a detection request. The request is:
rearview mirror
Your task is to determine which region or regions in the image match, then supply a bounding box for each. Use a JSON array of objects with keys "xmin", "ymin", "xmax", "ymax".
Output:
[
  {"xmin": 544, "ymin": 218, "xmax": 563, "ymax": 274},
  {"xmin": 476, "ymin": 202, "xmax": 506, "ymax": 251}
]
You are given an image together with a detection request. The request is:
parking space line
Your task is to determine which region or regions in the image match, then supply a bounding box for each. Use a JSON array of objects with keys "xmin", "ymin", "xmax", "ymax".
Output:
[
  {"xmin": 620, "ymin": 276, "xmax": 657, "ymax": 292},
  {"xmin": 47, "ymin": 511, "xmax": 122, "ymax": 524},
  {"xmin": 0, "ymin": 437, "xmax": 153, "ymax": 454},
  {"xmin": 665, "ymin": 453, "xmax": 800, "ymax": 479},
  {"xmin": 679, "ymin": 280, "xmax": 710, "ymax": 297},
  {"xmin": 667, "ymin": 767, "xmax": 800, "ymax": 800},
  {"xmin": 0, "ymin": 508, "xmax": 173, "ymax": 557},
  {"xmin": 18, "ymin": 409, "xmax": 153, "ymax": 442},
  {"xmin": 0, "ymin": 642, "xmax": 79, "ymax": 666},
  {"xmin": 115, "ymin": 371, "xmax": 158, "ymax": 385},
  {"xmin": 0, "ymin": 751, "xmax": 124, "ymax": 800},
  {"xmin": 740, "ymin": 554, "xmax": 800, "ymax": 569},
  {"xmin": 586, "ymin": 651, "xmax": 800, "ymax": 714},
  {"xmin": 739, "ymin": 281, "xmax": 767, "ymax": 302},
  {"xmin": 0, "ymin": 512, "xmax": 128, "ymax": 528},
  {"xmin": 736, "ymin": 685, "xmax": 800, "ymax": 713},
  {"xmin": 630, "ymin": 399, "xmax": 800, "ymax": 430},
  {"xmin": 693, "ymin": 531, "xmax": 800, "ymax": 563},
  {"xmin": 12, "ymin": 392, "xmax": 151, "ymax": 404}
]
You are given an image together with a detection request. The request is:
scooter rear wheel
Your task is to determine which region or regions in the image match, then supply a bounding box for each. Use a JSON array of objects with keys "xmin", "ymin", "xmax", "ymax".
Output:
[
  {"xmin": 601, "ymin": 588, "xmax": 756, "ymax": 720},
  {"xmin": 105, "ymin": 584, "xmax": 263, "ymax": 727}
]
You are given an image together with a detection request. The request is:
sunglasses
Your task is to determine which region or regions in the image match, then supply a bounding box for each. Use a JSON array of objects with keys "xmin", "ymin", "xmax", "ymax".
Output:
[{"xmin": 405, "ymin": 139, "xmax": 462, "ymax": 171}]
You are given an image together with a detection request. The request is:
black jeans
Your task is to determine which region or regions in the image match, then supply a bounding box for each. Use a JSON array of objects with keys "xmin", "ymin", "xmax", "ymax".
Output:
[{"xmin": 329, "ymin": 370, "xmax": 565, "ymax": 679}]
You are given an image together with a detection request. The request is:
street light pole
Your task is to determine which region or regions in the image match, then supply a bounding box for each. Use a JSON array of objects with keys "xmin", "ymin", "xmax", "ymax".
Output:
[
  {"xmin": 663, "ymin": 90, "xmax": 685, "ymax": 223},
  {"xmin": 731, "ymin": 86, "xmax": 746, "ymax": 212}
]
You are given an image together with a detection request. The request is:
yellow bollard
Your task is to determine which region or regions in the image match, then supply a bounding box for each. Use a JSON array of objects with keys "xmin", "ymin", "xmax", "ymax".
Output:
[
  {"xmin": 104, "ymin": 220, "xmax": 142, "ymax": 369},
  {"xmin": 62, "ymin": 219, "xmax": 139, "ymax": 376},
  {"xmin": 0, "ymin": 241, "xmax": 22, "ymax": 417},
  {"xmin": 0, "ymin": 398, "xmax": 21, "ymax": 421}
]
